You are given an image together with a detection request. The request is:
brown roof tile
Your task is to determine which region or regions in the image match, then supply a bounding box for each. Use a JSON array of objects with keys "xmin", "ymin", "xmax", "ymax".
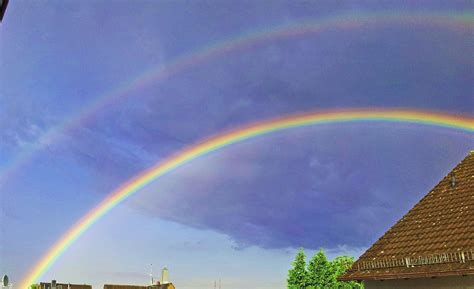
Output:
[{"xmin": 340, "ymin": 151, "xmax": 474, "ymax": 281}]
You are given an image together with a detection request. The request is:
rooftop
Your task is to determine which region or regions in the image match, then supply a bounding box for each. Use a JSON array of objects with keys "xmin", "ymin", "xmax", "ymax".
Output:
[{"xmin": 340, "ymin": 151, "xmax": 474, "ymax": 281}]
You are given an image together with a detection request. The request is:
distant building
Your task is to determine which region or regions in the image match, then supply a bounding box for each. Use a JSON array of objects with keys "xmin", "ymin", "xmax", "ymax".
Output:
[
  {"xmin": 37, "ymin": 281, "xmax": 91, "ymax": 289},
  {"xmin": 148, "ymin": 283, "xmax": 175, "ymax": 289},
  {"xmin": 104, "ymin": 283, "xmax": 175, "ymax": 289},
  {"xmin": 104, "ymin": 267, "xmax": 175, "ymax": 289},
  {"xmin": 160, "ymin": 267, "xmax": 169, "ymax": 285},
  {"xmin": 339, "ymin": 151, "xmax": 474, "ymax": 288}
]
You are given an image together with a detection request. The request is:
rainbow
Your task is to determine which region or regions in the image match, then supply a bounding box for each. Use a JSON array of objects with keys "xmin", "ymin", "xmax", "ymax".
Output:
[
  {"xmin": 19, "ymin": 108, "xmax": 473, "ymax": 288},
  {"xmin": 1, "ymin": 11, "xmax": 473, "ymax": 184}
]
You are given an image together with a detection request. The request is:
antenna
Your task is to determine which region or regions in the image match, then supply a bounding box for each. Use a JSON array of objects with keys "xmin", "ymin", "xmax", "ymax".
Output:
[
  {"xmin": 219, "ymin": 278, "xmax": 221, "ymax": 289},
  {"xmin": 149, "ymin": 263, "xmax": 154, "ymax": 285}
]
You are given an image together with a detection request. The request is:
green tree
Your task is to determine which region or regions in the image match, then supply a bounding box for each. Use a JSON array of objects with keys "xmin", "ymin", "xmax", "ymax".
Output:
[
  {"xmin": 287, "ymin": 248, "xmax": 308, "ymax": 289},
  {"xmin": 329, "ymin": 255, "xmax": 364, "ymax": 289},
  {"xmin": 307, "ymin": 249, "xmax": 331, "ymax": 288},
  {"xmin": 288, "ymin": 250, "xmax": 364, "ymax": 289}
]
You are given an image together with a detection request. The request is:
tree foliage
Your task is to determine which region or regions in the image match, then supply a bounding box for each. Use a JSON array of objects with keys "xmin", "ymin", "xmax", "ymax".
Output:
[
  {"xmin": 287, "ymin": 249, "xmax": 364, "ymax": 289},
  {"xmin": 287, "ymin": 248, "xmax": 308, "ymax": 288},
  {"xmin": 307, "ymin": 249, "xmax": 331, "ymax": 288}
]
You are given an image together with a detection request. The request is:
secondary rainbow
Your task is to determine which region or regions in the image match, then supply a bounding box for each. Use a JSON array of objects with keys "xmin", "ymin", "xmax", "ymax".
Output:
[
  {"xmin": 1, "ymin": 11, "xmax": 472, "ymax": 184},
  {"xmin": 19, "ymin": 108, "xmax": 473, "ymax": 288}
]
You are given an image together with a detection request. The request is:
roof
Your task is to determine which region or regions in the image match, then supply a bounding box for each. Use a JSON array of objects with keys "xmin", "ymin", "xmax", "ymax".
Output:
[
  {"xmin": 340, "ymin": 151, "xmax": 474, "ymax": 281},
  {"xmin": 103, "ymin": 285, "xmax": 147, "ymax": 289},
  {"xmin": 103, "ymin": 283, "xmax": 175, "ymax": 289},
  {"xmin": 39, "ymin": 283, "xmax": 92, "ymax": 289},
  {"xmin": 148, "ymin": 283, "xmax": 175, "ymax": 289}
]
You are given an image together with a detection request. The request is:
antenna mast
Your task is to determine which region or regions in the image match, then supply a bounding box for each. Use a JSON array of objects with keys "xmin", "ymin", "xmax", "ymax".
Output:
[{"xmin": 149, "ymin": 263, "xmax": 154, "ymax": 285}]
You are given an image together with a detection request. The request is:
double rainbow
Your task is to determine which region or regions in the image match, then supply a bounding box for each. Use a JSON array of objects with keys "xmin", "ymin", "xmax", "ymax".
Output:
[{"xmin": 19, "ymin": 109, "xmax": 473, "ymax": 288}]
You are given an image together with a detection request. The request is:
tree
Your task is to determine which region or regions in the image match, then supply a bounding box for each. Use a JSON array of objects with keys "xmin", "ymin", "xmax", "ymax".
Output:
[
  {"xmin": 330, "ymin": 256, "xmax": 364, "ymax": 289},
  {"xmin": 307, "ymin": 249, "xmax": 331, "ymax": 288},
  {"xmin": 287, "ymin": 249, "xmax": 364, "ymax": 289},
  {"xmin": 287, "ymin": 248, "xmax": 308, "ymax": 288}
]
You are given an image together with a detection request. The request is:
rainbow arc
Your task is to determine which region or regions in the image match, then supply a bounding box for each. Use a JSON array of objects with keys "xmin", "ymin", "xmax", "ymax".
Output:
[{"xmin": 19, "ymin": 108, "xmax": 473, "ymax": 288}]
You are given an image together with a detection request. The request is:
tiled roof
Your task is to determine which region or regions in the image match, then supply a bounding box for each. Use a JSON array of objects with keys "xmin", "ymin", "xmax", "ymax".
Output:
[{"xmin": 340, "ymin": 151, "xmax": 474, "ymax": 281}]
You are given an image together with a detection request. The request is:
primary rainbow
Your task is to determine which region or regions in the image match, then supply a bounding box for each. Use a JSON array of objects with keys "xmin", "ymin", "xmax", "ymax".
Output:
[
  {"xmin": 1, "ymin": 10, "xmax": 473, "ymax": 184},
  {"xmin": 19, "ymin": 108, "xmax": 473, "ymax": 288}
]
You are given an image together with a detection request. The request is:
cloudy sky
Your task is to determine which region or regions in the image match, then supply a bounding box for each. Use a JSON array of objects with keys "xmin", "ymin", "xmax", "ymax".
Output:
[{"xmin": 0, "ymin": 1, "xmax": 472, "ymax": 288}]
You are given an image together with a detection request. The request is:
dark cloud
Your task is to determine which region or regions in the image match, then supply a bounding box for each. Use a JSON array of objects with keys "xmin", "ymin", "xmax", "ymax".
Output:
[
  {"xmin": 126, "ymin": 126, "xmax": 472, "ymax": 249},
  {"xmin": 2, "ymin": 1, "xmax": 472, "ymax": 255},
  {"xmin": 26, "ymin": 19, "xmax": 471, "ymax": 249}
]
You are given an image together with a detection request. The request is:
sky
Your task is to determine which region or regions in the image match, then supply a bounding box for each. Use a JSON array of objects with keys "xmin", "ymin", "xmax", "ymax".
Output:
[{"xmin": 0, "ymin": 1, "xmax": 473, "ymax": 289}]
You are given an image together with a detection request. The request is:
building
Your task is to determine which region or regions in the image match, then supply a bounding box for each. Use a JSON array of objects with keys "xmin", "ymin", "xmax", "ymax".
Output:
[
  {"xmin": 37, "ymin": 281, "xmax": 91, "ymax": 289},
  {"xmin": 104, "ymin": 267, "xmax": 175, "ymax": 289},
  {"xmin": 339, "ymin": 151, "xmax": 474, "ymax": 288}
]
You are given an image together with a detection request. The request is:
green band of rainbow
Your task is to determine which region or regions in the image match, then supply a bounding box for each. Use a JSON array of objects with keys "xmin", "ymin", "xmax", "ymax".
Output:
[{"xmin": 20, "ymin": 109, "xmax": 473, "ymax": 288}]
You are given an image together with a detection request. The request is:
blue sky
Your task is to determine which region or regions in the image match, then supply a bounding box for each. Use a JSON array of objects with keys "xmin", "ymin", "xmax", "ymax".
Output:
[{"xmin": 0, "ymin": 1, "xmax": 473, "ymax": 288}]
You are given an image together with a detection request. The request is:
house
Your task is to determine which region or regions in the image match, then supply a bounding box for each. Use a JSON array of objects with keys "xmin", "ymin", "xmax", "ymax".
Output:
[
  {"xmin": 339, "ymin": 151, "xmax": 474, "ymax": 288},
  {"xmin": 37, "ymin": 281, "xmax": 91, "ymax": 289}
]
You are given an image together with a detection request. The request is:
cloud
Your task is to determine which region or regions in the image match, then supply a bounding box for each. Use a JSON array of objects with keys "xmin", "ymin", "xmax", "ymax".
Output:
[
  {"xmin": 124, "ymin": 126, "xmax": 472, "ymax": 249},
  {"xmin": 4, "ymin": 14, "xmax": 471, "ymax": 251}
]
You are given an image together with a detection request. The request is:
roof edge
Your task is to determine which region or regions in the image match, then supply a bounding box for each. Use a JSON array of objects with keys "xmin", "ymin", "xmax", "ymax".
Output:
[{"xmin": 339, "ymin": 267, "xmax": 474, "ymax": 281}]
